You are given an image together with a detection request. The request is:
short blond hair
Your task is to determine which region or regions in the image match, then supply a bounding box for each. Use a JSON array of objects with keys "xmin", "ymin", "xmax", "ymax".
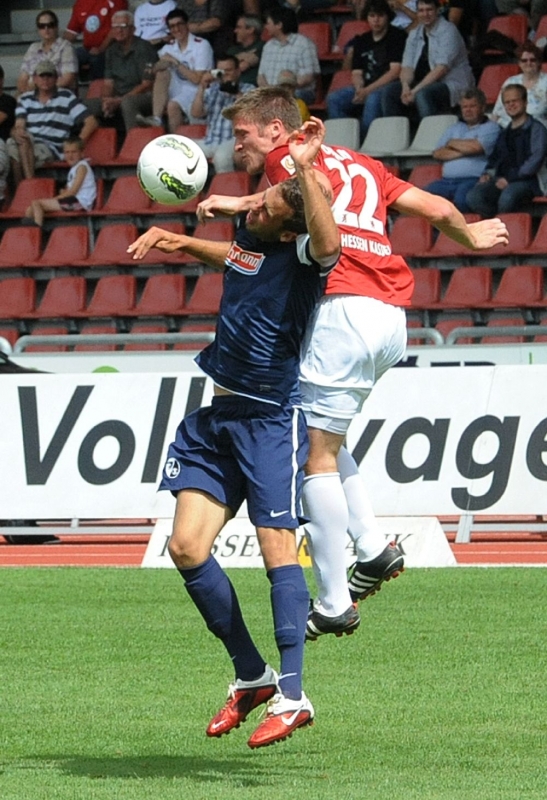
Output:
[{"xmin": 222, "ymin": 87, "xmax": 302, "ymax": 132}]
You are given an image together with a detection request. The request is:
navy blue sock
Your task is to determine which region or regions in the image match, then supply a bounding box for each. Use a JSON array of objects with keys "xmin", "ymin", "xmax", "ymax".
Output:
[
  {"xmin": 267, "ymin": 564, "xmax": 309, "ymax": 700},
  {"xmin": 178, "ymin": 555, "xmax": 266, "ymax": 681}
]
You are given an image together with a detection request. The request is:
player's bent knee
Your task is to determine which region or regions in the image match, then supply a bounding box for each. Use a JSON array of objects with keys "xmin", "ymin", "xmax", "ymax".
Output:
[{"xmin": 167, "ymin": 534, "xmax": 207, "ymax": 568}]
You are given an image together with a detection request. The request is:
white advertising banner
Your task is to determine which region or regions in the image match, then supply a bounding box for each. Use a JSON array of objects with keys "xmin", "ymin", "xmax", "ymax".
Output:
[
  {"xmin": 2, "ymin": 365, "xmax": 547, "ymax": 518},
  {"xmin": 142, "ymin": 515, "xmax": 456, "ymax": 569}
]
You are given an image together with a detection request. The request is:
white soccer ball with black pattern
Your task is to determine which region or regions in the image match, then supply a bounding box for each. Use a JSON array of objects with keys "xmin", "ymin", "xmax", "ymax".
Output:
[{"xmin": 137, "ymin": 134, "xmax": 208, "ymax": 205}]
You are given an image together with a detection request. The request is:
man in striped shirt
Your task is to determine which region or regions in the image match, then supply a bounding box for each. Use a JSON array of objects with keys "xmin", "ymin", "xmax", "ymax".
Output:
[{"xmin": 7, "ymin": 59, "xmax": 98, "ymax": 184}]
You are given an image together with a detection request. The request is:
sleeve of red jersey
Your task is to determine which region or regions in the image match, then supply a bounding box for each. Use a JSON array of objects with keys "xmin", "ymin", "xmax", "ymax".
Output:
[
  {"xmin": 264, "ymin": 146, "xmax": 295, "ymax": 186},
  {"xmin": 381, "ymin": 163, "xmax": 413, "ymax": 205}
]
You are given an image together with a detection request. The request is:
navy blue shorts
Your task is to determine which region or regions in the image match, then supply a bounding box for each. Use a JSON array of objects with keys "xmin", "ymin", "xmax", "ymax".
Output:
[{"xmin": 160, "ymin": 395, "xmax": 309, "ymax": 529}]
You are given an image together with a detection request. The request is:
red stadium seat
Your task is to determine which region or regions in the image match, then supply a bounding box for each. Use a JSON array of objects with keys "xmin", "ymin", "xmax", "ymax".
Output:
[
  {"xmin": 75, "ymin": 275, "xmax": 137, "ymax": 318},
  {"xmin": 180, "ymin": 272, "xmax": 224, "ymax": 316},
  {"xmin": 427, "ymin": 214, "xmax": 480, "ymax": 259},
  {"xmin": 477, "ymin": 64, "xmax": 520, "ymax": 106},
  {"xmin": 485, "ymin": 15, "xmax": 529, "ymax": 54},
  {"xmin": 91, "ymin": 176, "xmax": 151, "ymax": 216},
  {"xmin": 323, "ymin": 20, "xmax": 370, "ymax": 61},
  {"xmin": 124, "ymin": 322, "xmax": 169, "ymax": 350},
  {"xmin": 84, "ymin": 127, "xmax": 118, "ymax": 166},
  {"xmin": 85, "ymin": 79, "xmax": 105, "ymax": 99},
  {"xmin": 390, "ymin": 216, "xmax": 433, "ymax": 259},
  {"xmin": 484, "ymin": 265, "xmax": 544, "ymax": 308},
  {"xmin": 429, "ymin": 266, "xmax": 492, "ymax": 309},
  {"xmin": 326, "ymin": 70, "xmax": 353, "ymax": 98},
  {"xmin": 27, "ymin": 276, "xmax": 87, "ymax": 319},
  {"xmin": 175, "ymin": 124, "xmax": 208, "ymax": 140},
  {"xmin": 479, "ymin": 212, "xmax": 531, "ymax": 258},
  {"xmin": 30, "ymin": 225, "xmax": 89, "ymax": 268},
  {"xmin": 518, "ymin": 214, "xmax": 547, "ymax": 258},
  {"xmin": 0, "ymin": 277, "xmax": 36, "ymax": 319},
  {"xmin": 410, "ymin": 268, "xmax": 442, "ymax": 309},
  {"xmin": 435, "ymin": 316, "xmax": 475, "ymax": 344},
  {"xmin": 1, "ymin": 178, "xmax": 55, "ymax": 218},
  {"xmin": 115, "ymin": 127, "xmax": 165, "ymax": 165},
  {"xmin": 206, "ymin": 171, "xmax": 254, "ymax": 198},
  {"xmin": 0, "ymin": 326, "xmax": 20, "ymax": 349},
  {"xmin": 26, "ymin": 324, "xmax": 70, "ymax": 352},
  {"xmin": 0, "ymin": 226, "xmax": 42, "ymax": 268},
  {"xmin": 298, "ymin": 21, "xmax": 332, "ymax": 58},
  {"xmin": 173, "ymin": 321, "xmax": 216, "ymax": 350},
  {"xmin": 74, "ymin": 322, "xmax": 118, "ymax": 351},
  {"xmin": 408, "ymin": 163, "xmax": 442, "ymax": 189},
  {"xmin": 483, "ymin": 314, "xmax": 527, "ymax": 343},
  {"xmin": 125, "ymin": 273, "xmax": 187, "ymax": 317},
  {"xmin": 78, "ymin": 223, "xmax": 139, "ymax": 267}
]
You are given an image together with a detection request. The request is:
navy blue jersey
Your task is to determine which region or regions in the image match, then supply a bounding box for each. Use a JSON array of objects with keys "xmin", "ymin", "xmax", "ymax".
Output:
[{"xmin": 196, "ymin": 228, "xmax": 335, "ymax": 406}]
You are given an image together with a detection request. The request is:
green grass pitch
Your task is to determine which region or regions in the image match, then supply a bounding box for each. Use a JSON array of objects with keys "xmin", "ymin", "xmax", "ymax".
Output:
[{"xmin": 1, "ymin": 567, "xmax": 546, "ymax": 800}]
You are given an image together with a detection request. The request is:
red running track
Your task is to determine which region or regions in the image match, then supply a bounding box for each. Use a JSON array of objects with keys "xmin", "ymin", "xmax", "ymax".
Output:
[{"xmin": 1, "ymin": 534, "xmax": 547, "ymax": 567}]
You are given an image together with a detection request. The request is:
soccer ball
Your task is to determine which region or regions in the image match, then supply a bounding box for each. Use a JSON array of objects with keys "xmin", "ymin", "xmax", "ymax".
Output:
[{"xmin": 137, "ymin": 134, "xmax": 208, "ymax": 205}]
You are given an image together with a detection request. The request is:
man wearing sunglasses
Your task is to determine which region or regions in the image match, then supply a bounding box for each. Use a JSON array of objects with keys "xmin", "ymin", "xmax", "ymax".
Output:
[
  {"xmin": 18, "ymin": 10, "xmax": 78, "ymax": 95},
  {"xmin": 7, "ymin": 60, "xmax": 98, "ymax": 184}
]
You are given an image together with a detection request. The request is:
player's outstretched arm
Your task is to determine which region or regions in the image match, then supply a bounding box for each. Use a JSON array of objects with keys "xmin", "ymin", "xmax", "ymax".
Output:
[
  {"xmin": 127, "ymin": 226, "xmax": 232, "ymax": 269},
  {"xmin": 391, "ymin": 186, "xmax": 509, "ymax": 250},
  {"xmin": 196, "ymin": 192, "xmax": 261, "ymax": 222},
  {"xmin": 289, "ymin": 117, "xmax": 340, "ymax": 263}
]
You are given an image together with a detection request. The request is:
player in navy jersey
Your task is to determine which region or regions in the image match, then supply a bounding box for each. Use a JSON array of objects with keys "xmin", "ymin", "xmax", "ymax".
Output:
[
  {"xmin": 197, "ymin": 87, "xmax": 510, "ymax": 641},
  {"xmin": 127, "ymin": 118, "xmax": 339, "ymax": 749}
]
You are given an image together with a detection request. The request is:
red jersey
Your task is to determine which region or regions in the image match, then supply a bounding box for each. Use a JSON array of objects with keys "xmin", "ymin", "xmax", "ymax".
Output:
[
  {"xmin": 265, "ymin": 144, "xmax": 415, "ymax": 306},
  {"xmin": 66, "ymin": 0, "xmax": 128, "ymax": 50}
]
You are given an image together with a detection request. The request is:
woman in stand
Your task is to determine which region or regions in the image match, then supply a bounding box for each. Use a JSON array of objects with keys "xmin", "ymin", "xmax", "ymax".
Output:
[
  {"xmin": 491, "ymin": 41, "xmax": 547, "ymax": 127},
  {"xmin": 17, "ymin": 10, "xmax": 77, "ymax": 95}
]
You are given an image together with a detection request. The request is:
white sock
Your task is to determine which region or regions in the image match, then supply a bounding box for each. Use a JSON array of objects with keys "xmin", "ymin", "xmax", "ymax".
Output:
[
  {"xmin": 337, "ymin": 446, "xmax": 386, "ymax": 562},
  {"xmin": 302, "ymin": 472, "xmax": 353, "ymax": 616}
]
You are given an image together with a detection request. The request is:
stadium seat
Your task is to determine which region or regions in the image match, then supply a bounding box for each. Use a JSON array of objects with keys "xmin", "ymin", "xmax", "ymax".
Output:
[
  {"xmin": 27, "ymin": 276, "xmax": 87, "ymax": 319},
  {"xmin": 114, "ymin": 126, "xmax": 165, "ymax": 165},
  {"xmin": 324, "ymin": 118, "xmax": 360, "ymax": 150},
  {"xmin": 479, "ymin": 212, "xmax": 532, "ymax": 258},
  {"xmin": 77, "ymin": 223, "xmax": 139, "ymax": 268},
  {"xmin": 485, "ymin": 14, "xmax": 529, "ymax": 54},
  {"xmin": 427, "ymin": 214, "xmax": 481, "ymax": 259},
  {"xmin": 482, "ymin": 313, "xmax": 527, "ymax": 343},
  {"xmin": 323, "ymin": 20, "xmax": 370, "ymax": 61},
  {"xmin": 26, "ymin": 324, "xmax": 70, "ymax": 352},
  {"xmin": 0, "ymin": 326, "xmax": 19, "ymax": 349},
  {"xmin": 0, "ymin": 226, "xmax": 42, "ymax": 268},
  {"xmin": 91, "ymin": 175, "xmax": 151, "ymax": 216},
  {"xmin": 360, "ymin": 116, "xmax": 410, "ymax": 157},
  {"xmin": 136, "ymin": 221, "xmax": 190, "ymax": 265},
  {"xmin": 30, "ymin": 225, "xmax": 89, "ymax": 269},
  {"xmin": 409, "ymin": 268, "xmax": 442, "ymax": 309},
  {"xmin": 325, "ymin": 69, "xmax": 353, "ymax": 96},
  {"xmin": 435, "ymin": 316, "xmax": 475, "ymax": 344},
  {"xmin": 429, "ymin": 266, "xmax": 492, "ymax": 309},
  {"xmin": 408, "ymin": 163, "xmax": 442, "ymax": 189},
  {"xmin": 74, "ymin": 322, "xmax": 118, "ymax": 351},
  {"xmin": 173, "ymin": 321, "xmax": 216, "ymax": 349},
  {"xmin": 206, "ymin": 171, "xmax": 254, "ymax": 198},
  {"xmin": 180, "ymin": 272, "xmax": 224, "ymax": 315},
  {"xmin": 518, "ymin": 214, "xmax": 547, "ymax": 258},
  {"xmin": 75, "ymin": 275, "xmax": 137, "ymax": 318},
  {"xmin": 175, "ymin": 123, "xmax": 208, "ymax": 139},
  {"xmin": 390, "ymin": 216, "xmax": 433, "ymax": 259},
  {"xmin": 477, "ymin": 63, "xmax": 520, "ymax": 106},
  {"xmin": 125, "ymin": 273, "xmax": 187, "ymax": 317},
  {"xmin": 391, "ymin": 115, "xmax": 458, "ymax": 157},
  {"xmin": 484, "ymin": 265, "xmax": 544, "ymax": 308},
  {"xmin": 84, "ymin": 127, "xmax": 118, "ymax": 166},
  {"xmin": 0, "ymin": 277, "xmax": 36, "ymax": 319},
  {"xmin": 535, "ymin": 14, "xmax": 547, "ymax": 41},
  {"xmin": 298, "ymin": 21, "xmax": 332, "ymax": 58},
  {"xmin": 85, "ymin": 79, "xmax": 105, "ymax": 99},
  {"xmin": 124, "ymin": 322, "xmax": 169, "ymax": 350},
  {"xmin": 1, "ymin": 178, "xmax": 55, "ymax": 218}
]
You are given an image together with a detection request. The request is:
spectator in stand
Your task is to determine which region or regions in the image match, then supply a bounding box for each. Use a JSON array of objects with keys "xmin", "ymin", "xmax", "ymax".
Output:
[
  {"xmin": 278, "ymin": 70, "xmax": 311, "ymax": 122},
  {"xmin": 64, "ymin": 0, "xmax": 128, "ymax": 82},
  {"xmin": 227, "ymin": 16, "xmax": 264, "ymax": 86},
  {"xmin": 135, "ymin": 8, "xmax": 214, "ymax": 130},
  {"xmin": 134, "ymin": 0, "xmax": 178, "ymax": 49},
  {"xmin": 190, "ymin": 55, "xmax": 255, "ymax": 172},
  {"xmin": 388, "ymin": 0, "xmax": 418, "ymax": 30},
  {"xmin": 466, "ymin": 84, "xmax": 547, "ymax": 215},
  {"xmin": 381, "ymin": 0, "xmax": 474, "ymax": 121},
  {"xmin": 85, "ymin": 10, "xmax": 158, "ymax": 135},
  {"xmin": 0, "ymin": 65, "xmax": 16, "ymax": 143},
  {"xmin": 257, "ymin": 7, "xmax": 320, "ymax": 105},
  {"xmin": 178, "ymin": 0, "xmax": 233, "ymax": 57},
  {"xmin": 424, "ymin": 88, "xmax": 500, "ymax": 212},
  {"xmin": 7, "ymin": 61, "xmax": 98, "ymax": 185},
  {"xmin": 18, "ymin": 10, "xmax": 78, "ymax": 95},
  {"xmin": 23, "ymin": 136, "xmax": 97, "ymax": 226},
  {"xmin": 326, "ymin": 0, "xmax": 407, "ymax": 139},
  {"xmin": 491, "ymin": 42, "xmax": 547, "ymax": 128}
]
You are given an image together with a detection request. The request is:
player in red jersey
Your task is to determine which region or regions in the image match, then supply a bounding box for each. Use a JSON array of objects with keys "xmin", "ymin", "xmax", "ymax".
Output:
[{"xmin": 197, "ymin": 87, "xmax": 509, "ymax": 639}]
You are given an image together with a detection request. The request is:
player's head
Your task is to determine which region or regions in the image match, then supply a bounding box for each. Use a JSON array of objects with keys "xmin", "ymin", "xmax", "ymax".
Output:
[
  {"xmin": 246, "ymin": 177, "xmax": 321, "ymax": 242},
  {"xmin": 223, "ymin": 87, "xmax": 302, "ymax": 174}
]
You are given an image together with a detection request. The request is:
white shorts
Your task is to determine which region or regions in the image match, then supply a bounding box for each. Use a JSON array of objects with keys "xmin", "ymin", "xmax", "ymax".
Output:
[{"xmin": 300, "ymin": 294, "xmax": 407, "ymax": 432}]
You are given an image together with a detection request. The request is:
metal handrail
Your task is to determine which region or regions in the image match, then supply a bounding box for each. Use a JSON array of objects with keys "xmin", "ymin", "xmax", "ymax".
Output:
[
  {"xmin": 13, "ymin": 331, "xmax": 216, "ymax": 353},
  {"xmin": 445, "ymin": 325, "xmax": 546, "ymax": 345}
]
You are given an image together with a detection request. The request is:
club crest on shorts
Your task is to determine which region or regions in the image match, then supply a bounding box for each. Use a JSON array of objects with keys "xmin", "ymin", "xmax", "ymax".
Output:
[
  {"xmin": 164, "ymin": 457, "xmax": 181, "ymax": 479},
  {"xmin": 226, "ymin": 243, "xmax": 266, "ymax": 275}
]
